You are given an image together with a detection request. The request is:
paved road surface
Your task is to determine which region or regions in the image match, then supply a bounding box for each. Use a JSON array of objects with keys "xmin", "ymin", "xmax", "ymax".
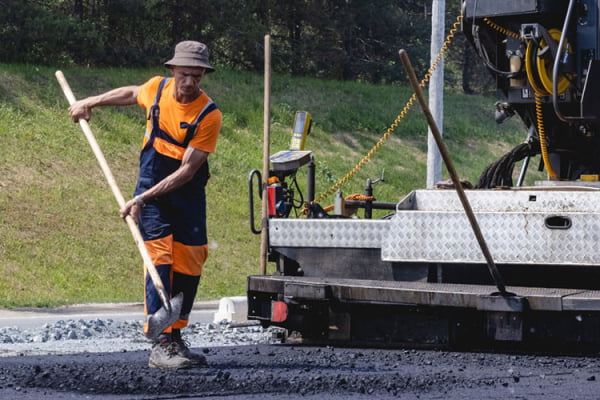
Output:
[
  {"xmin": 1, "ymin": 342, "xmax": 599, "ymax": 399},
  {"xmin": 1, "ymin": 302, "xmax": 600, "ymax": 399}
]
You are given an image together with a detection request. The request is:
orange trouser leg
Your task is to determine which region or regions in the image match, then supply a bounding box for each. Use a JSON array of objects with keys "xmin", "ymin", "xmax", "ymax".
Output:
[
  {"xmin": 171, "ymin": 242, "xmax": 208, "ymax": 329},
  {"xmin": 142, "ymin": 235, "xmax": 174, "ymax": 336}
]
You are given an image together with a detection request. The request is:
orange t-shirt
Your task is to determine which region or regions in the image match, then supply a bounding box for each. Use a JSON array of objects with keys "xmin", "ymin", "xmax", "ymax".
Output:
[{"xmin": 137, "ymin": 76, "xmax": 222, "ymax": 154}]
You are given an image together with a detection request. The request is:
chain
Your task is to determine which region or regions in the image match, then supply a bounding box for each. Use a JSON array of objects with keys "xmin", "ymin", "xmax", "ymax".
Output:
[{"xmin": 311, "ymin": 14, "xmax": 464, "ymax": 205}]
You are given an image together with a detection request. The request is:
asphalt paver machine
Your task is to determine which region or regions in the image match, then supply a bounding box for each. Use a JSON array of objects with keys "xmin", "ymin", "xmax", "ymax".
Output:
[{"xmin": 247, "ymin": 0, "xmax": 600, "ymax": 351}]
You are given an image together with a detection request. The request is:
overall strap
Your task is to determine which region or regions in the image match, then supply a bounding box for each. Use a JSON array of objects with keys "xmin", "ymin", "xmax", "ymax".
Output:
[
  {"xmin": 147, "ymin": 78, "xmax": 171, "ymax": 132},
  {"xmin": 179, "ymin": 101, "xmax": 218, "ymax": 147}
]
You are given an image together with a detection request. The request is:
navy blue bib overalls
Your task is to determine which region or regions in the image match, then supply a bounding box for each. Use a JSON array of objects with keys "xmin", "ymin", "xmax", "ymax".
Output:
[{"xmin": 135, "ymin": 78, "xmax": 217, "ymax": 334}]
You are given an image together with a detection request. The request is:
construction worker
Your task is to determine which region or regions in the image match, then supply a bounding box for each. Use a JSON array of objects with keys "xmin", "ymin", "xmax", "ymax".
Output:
[{"xmin": 68, "ymin": 41, "xmax": 222, "ymax": 369}]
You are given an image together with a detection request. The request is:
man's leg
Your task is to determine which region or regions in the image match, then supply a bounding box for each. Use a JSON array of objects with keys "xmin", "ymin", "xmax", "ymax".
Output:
[
  {"xmin": 138, "ymin": 202, "xmax": 194, "ymax": 369},
  {"xmin": 170, "ymin": 241, "xmax": 208, "ymax": 365},
  {"xmin": 142, "ymin": 235, "xmax": 174, "ymax": 335},
  {"xmin": 142, "ymin": 237, "xmax": 194, "ymax": 369}
]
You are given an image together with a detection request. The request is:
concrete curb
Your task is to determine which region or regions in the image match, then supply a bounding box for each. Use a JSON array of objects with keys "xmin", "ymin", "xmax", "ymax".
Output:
[
  {"xmin": 0, "ymin": 300, "xmax": 221, "ymax": 318},
  {"xmin": 0, "ymin": 298, "xmax": 252, "ymax": 329}
]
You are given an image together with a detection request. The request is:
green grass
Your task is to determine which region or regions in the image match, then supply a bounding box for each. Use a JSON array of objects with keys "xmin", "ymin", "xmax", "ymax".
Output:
[{"xmin": 0, "ymin": 63, "xmax": 537, "ymax": 307}]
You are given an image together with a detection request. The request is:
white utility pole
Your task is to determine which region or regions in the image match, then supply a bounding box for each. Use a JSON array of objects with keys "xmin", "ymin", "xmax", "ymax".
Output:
[{"xmin": 427, "ymin": 0, "xmax": 445, "ymax": 188}]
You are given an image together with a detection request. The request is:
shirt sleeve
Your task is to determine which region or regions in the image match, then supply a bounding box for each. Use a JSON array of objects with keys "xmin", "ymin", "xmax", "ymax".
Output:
[
  {"xmin": 137, "ymin": 76, "xmax": 163, "ymax": 110},
  {"xmin": 189, "ymin": 108, "xmax": 222, "ymax": 154}
]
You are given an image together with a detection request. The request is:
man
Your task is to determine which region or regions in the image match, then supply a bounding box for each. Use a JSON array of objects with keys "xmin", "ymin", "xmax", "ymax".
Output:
[{"xmin": 69, "ymin": 41, "xmax": 222, "ymax": 369}]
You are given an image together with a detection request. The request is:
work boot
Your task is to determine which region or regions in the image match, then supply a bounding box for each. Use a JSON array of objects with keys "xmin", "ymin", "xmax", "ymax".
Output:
[
  {"xmin": 172, "ymin": 339, "xmax": 207, "ymax": 367},
  {"xmin": 148, "ymin": 337, "xmax": 193, "ymax": 369},
  {"xmin": 171, "ymin": 329, "xmax": 207, "ymax": 367}
]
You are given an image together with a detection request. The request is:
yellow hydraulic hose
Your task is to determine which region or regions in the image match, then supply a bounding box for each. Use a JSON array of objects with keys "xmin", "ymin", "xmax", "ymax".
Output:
[
  {"xmin": 484, "ymin": 19, "xmax": 569, "ymax": 180},
  {"xmin": 525, "ymin": 39, "xmax": 549, "ymax": 95},
  {"xmin": 536, "ymin": 29, "xmax": 572, "ymax": 96},
  {"xmin": 525, "ymin": 29, "xmax": 572, "ymax": 96},
  {"xmin": 524, "ymin": 29, "xmax": 571, "ymax": 179}
]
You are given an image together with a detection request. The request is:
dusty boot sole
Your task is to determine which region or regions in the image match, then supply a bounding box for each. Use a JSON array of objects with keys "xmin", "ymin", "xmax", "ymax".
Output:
[
  {"xmin": 148, "ymin": 359, "xmax": 193, "ymax": 369},
  {"xmin": 171, "ymin": 340, "xmax": 208, "ymax": 367}
]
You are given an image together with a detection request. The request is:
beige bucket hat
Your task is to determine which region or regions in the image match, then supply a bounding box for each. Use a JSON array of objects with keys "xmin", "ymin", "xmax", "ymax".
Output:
[{"xmin": 164, "ymin": 41, "xmax": 215, "ymax": 72}]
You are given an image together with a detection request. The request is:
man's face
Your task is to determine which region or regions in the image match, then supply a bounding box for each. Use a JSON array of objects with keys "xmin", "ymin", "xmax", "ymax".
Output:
[{"xmin": 171, "ymin": 66, "xmax": 206, "ymax": 97}]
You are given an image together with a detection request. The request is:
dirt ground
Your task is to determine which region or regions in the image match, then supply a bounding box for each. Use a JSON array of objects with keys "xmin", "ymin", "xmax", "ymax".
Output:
[{"xmin": 1, "ymin": 343, "xmax": 599, "ymax": 399}]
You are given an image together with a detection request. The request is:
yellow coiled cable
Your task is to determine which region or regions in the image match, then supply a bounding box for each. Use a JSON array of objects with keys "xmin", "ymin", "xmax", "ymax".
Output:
[
  {"xmin": 534, "ymin": 91, "xmax": 558, "ymax": 178},
  {"xmin": 483, "ymin": 18, "xmax": 520, "ymax": 39}
]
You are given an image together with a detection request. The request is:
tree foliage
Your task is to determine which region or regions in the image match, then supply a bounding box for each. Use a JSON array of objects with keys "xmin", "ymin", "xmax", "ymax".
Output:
[{"xmin": 0, "ymin": 0, "xmax": 491, "ymax": 91}]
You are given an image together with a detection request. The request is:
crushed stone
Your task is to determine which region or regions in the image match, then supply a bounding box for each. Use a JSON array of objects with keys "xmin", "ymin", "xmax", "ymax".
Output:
[{"xmin": 0, "ymin": 318, "xmax": 282, "ymax": 356}]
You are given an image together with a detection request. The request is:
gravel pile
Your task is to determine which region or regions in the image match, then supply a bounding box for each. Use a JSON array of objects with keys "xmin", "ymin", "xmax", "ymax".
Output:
[{"xmin": 0, "ymin": 318, "xmax": 282, "ymax": 357}]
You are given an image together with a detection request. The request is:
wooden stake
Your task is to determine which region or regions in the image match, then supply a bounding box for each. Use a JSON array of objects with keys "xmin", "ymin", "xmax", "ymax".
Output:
[{"xmin": 260, "ymin": 35, "xmax": 271, "ymax": 275}]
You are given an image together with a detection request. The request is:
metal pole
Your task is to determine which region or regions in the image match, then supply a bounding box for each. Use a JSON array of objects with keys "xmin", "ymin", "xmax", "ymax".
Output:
[
  {"xmin": 427, "ymin": 0, "xmax": 445, "ymax": 188},
  {"xmin": 307, "ymin": 155, "xmax": 315, "ymax": 203},
  {"xmin": 516, "ymin": 156, "xmax": 530, "ymax": 187},
  {"xmin": 260, "ymin": 35, "xmax": 271, "ymax": 275}
]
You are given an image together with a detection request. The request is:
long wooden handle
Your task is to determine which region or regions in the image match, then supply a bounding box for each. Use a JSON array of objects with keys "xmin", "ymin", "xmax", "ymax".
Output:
[
  {"xmin": 55, "ymin": 70, "xmax": 166, "ymax": 293},
  {"xmin": 398, "ymin": 51, "xmax": 507, "ymax": 295},
  {"xmin": 260, "ymin": 35, "xmax": 271, "ymax": 275}
]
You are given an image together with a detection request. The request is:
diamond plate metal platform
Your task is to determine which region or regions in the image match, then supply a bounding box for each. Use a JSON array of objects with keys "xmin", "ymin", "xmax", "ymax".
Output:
[
  {"xmin": 396, "ymin": 188, "xmax": 600, "ymax": 212},
  {"xmin": 269, "ymin": 219, "xmax": 386, "ymax": 248},
  {"xmin": 248, "ymin": 275, "xmax": 600, "ymax": 312},
  {"xmin": 269, "ymin": 189, "xmax": 600, "ymax": 266},
  {"xmin": 384, "ymin": 189, "xmax": 600, "ymax": 265}
]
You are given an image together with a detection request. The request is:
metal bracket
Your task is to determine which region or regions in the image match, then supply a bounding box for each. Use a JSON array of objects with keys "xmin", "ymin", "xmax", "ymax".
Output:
[
  {"xmin": 486, "ymin": 311, "xmax": 524, "ymax": 341},
  {"xmin": 478, "ymin": 294, "xmax": 528, "ymax": 342},
  {"xmin": 477, "ymin": 294, "xmax": 528, "ymax": 312},
  {"xmin": 284, "ymin": 282, "xmax": 330, "ymax": 299}
]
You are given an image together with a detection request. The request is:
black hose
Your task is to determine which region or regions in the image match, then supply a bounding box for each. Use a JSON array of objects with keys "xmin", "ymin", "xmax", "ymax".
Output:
[{"xmin": 475, "ymin": 141, "xmax": 541, "ymax": 188}]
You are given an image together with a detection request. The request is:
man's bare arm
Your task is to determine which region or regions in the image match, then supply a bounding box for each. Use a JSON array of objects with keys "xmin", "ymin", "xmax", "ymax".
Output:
[
  {"xmin": 120, "ymin": 146, "xmax": 209, "ymax": 220},
  {"xmin": 69, "ymin": 85, "xmax": 140, "ymax": 122}
]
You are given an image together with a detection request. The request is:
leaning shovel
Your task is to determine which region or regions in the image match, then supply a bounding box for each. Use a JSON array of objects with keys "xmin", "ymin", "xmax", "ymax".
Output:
[{"xmin": 55, "ymin": 70, "xmax": 182, "ymax": 340}]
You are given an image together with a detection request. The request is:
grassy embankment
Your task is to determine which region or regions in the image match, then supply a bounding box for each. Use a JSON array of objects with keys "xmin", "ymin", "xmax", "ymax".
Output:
[{"xmin": 0, "ymin": 64, "xmax": 533, "ymax": 307}]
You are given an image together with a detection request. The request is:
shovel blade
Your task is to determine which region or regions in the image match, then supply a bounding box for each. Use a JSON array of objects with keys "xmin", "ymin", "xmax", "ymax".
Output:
[{"xmin": 145, "ymin": 292, "xmax": 184, "ymax": 341}]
